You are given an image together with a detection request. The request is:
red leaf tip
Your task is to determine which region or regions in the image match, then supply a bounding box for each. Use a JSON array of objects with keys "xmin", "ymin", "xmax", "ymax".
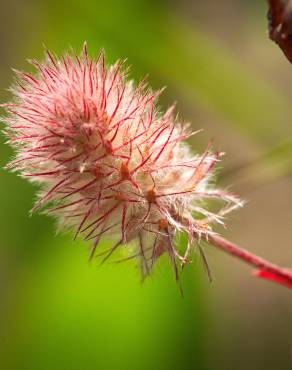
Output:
[{"xmin": 253, "ymin": 269, "xmax": 292, "ymax": 289}]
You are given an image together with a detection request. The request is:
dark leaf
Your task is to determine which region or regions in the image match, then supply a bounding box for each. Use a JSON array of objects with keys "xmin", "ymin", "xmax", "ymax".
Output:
[{"xmin": 268, "ymin": 0, "xmax": 292, "ymax": 63}]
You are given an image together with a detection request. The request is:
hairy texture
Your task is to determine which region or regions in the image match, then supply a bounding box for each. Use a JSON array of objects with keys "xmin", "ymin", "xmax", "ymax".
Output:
[{"xmin": 2, "ymin": 45, "xmax": 242, "ymax": 279}]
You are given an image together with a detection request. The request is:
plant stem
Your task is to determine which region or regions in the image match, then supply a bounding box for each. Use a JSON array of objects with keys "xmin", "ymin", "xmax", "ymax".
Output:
[{"xmin": 204, "ymin": 233, "xmax": 292, "ymax": 289}]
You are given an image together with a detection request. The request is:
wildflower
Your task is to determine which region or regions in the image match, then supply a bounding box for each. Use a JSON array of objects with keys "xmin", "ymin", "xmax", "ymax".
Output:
[{"xmin": 2, "ymin": 44, "xmax": 242, "ymax": 280}]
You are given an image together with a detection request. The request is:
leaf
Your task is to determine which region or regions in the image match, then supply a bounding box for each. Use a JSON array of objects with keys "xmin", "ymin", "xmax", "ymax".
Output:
[
  {"xmin": 253, "ymin": 268, "xmax": 292, "ymax": 289},
  {"xmin": 268, "ymin": 0, "xmax": 292, "ymax": 63}
]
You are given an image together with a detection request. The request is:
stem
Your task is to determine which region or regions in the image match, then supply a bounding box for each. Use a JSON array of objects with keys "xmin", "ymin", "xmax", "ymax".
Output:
[{"xmin": 204, "ymin": 233, "xmax": 292, "ymax": 289}]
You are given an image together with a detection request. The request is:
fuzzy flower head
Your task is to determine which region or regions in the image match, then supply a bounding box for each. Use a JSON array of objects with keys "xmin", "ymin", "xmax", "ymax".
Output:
[{"xmin": 2, "ymin": 45, "xmax": 242, "ymax": 279}]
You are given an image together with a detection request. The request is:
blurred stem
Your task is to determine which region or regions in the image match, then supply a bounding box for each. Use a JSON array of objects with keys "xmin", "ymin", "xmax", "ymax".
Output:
[
  {"xmin": 221, "ymin": 136, "xmax": 292, "ymax": 187},
  {"xmin": 204, "ymin": 233, "xmax": 292, "ymax": 289}
]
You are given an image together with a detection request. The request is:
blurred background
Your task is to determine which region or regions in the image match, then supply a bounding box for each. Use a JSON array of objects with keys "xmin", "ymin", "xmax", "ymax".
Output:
[{"xmin": 0, "ymin": 0, "xmax": 292, "ymax": 369}]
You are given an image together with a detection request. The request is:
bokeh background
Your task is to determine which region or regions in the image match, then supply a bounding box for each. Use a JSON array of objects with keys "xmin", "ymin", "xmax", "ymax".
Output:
[{"xmin": 0, "ymin": 0, "xmax": 292, "ymax": 369}]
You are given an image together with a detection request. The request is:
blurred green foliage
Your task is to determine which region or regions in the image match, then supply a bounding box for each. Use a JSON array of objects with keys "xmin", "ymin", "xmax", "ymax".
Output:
[
  {"xmin": 1, "ymin": 236, "xmax": 207, "ymax": 370},
  {"xmin": 42, "ymin": 0, "xmax": 292, "ymax": 144}
]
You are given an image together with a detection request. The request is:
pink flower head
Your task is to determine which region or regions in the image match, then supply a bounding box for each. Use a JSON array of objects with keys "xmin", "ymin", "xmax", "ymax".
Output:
[{"xmin": 2, "ymin": 44, "xmax": 242, "ymax": 279}]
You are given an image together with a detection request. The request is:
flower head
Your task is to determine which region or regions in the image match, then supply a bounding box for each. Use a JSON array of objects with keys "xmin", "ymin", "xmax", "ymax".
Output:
[{"xmin": 2, "ymin": 44, "xmax": 242, "ymax": 279}]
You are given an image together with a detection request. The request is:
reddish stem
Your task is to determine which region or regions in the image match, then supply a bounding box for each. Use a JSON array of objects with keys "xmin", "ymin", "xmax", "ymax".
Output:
[{"xmin": 205, "ymin": 233, "xmax": 292, "ymax": 289}]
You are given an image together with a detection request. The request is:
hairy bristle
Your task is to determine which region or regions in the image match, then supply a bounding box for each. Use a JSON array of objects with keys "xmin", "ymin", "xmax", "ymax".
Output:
[{"xmin": 2, "ymin": 45, "xmax": 243, "ymax": 280}]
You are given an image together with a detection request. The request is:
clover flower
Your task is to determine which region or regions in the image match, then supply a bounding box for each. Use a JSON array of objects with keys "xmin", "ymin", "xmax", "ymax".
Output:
[{"xmin": 2, "ymin": 45, "xmax": 242, "ymax": 279}]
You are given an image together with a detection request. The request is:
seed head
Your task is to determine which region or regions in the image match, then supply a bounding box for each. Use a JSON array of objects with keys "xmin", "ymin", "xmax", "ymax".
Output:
[{"xmin": 1, "ymin": 44, "xmax": 242, "ymax": 279}]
